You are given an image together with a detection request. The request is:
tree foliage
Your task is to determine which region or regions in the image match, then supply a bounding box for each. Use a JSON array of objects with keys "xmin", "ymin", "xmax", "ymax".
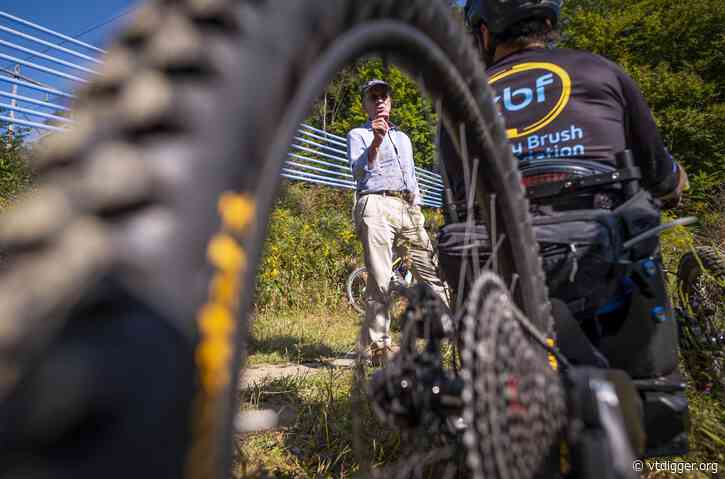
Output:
[
  {"xmin": 561, "ymin": 0, "xmax": 725, "ymax": 200},
  {"xmin": 307, "ymin": 59, "xmax": 438, "ymax": 169},
  {"xmin": 255, "ymin": 182, "xmax": 361, "ymax": 311},
  {"xmin": 0, "ymin": 128, "xmax": 33, "ymax": 210}
]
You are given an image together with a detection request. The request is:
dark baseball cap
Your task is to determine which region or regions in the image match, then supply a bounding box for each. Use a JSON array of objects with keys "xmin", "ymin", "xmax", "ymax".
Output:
[{"xmin": 360, "ymin": 79, "xmax": 392, "ymax": 99}]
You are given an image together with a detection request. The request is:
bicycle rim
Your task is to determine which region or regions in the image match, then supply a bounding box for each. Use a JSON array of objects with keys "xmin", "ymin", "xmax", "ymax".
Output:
[{"xmin": 347, "ymin": 267, "xmax": 368, "ymax": 315}]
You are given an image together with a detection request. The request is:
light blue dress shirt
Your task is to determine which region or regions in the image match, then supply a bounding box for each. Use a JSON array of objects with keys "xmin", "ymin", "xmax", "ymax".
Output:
[{"xmin": 347, "ymin": 121, "xmax": 422, "ymax": 205}]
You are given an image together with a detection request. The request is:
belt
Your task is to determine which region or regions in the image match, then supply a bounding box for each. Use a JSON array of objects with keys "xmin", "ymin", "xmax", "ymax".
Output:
[{"xmin": 359, "ymin": 190, "xmax": 408, "ymax": 200}]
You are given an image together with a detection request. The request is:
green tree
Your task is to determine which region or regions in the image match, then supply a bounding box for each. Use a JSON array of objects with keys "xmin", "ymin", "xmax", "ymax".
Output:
[
  {"xmin": 307, "ymin": 59, "xmax": 439, "ymax": 169},
  {"xmin": 0, "ymin": 124, "xmax": 33, "ymax": 210},
  {"xmin": 561, "ymin": 0, "xmax": 725, "ymax": 201}
]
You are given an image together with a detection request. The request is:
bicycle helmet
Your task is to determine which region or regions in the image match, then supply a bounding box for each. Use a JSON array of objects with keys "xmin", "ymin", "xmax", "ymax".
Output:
[{"xmin": 464, "ymin": 0, "xmax": 563, "ymax": 35}]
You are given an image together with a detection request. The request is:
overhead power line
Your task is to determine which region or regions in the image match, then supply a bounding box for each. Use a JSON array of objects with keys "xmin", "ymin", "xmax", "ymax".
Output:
[{"xmin": 0, "ymin": 6, "xmax": 137, "ymax": 71}]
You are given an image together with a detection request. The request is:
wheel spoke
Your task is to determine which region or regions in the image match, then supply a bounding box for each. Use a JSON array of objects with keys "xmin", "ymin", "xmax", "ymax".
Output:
[
  {"xmin": 484, "ymin": 234, "xmax": 507, "ymax": 272},
  {"xmin": 488, "ymin": 193, "xmax": 498, "ymax": 275},
  {"xmin": 467, "ymin": 157, "xmax": 482, "ymax": 279},
  {"xmin": 509, "ymin": 273, "xmax": 519, "ymax": 296}
]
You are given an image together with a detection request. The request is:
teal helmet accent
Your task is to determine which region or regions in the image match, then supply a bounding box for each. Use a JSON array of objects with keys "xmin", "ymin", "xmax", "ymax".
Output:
[{"xmin": 464, "ymin": 0, "xmax": 562, "ymax": 35}]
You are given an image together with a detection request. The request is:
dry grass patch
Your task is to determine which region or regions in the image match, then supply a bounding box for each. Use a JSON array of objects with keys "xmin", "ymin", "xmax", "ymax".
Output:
[
  {"xmin": 248, "ymin": 307, "xmax": 361, "ymax": 366},
  {"xmin": 234, "ymin": 370, "xmax": 400, "ymax": 478}
]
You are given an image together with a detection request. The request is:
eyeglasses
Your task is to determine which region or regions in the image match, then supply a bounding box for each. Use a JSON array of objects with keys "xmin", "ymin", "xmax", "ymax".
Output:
[{"xmin": 366, "ymin": 92, "xmax": 390, "ymax": 102}]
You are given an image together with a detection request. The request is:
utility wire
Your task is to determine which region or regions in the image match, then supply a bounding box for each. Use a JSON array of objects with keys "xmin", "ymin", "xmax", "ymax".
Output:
[
  {"xmin": 50, "ymin": 6, "xmax": 136, "ymax": 52},
  {"xmin": 0, "ymin": 6, "xmax": 136, "ymax": 71},
  {"xmin": 0, "ymin": 66, "xmax": 52, "ymax": 87},
  {"xmin": 0, "ymin": 5, "xmax": 136, "ymax": 111}
]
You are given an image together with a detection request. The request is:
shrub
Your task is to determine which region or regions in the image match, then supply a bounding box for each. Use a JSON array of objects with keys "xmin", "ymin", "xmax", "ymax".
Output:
[
  {"xmin": 255, "ymin": 182, "xmax": 361, "ymax": 312},
  {"xmin": 254, "ymin": 181, "xmax": 446, "ymax": 312},
  {"xmin": 0, "ymin": 132, "xmax": 33, "ymax": 210}
]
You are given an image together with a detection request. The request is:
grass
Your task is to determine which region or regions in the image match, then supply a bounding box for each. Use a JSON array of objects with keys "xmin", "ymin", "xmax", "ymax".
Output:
[
  {"xmin": 237, "ymin": 306, "xmax": 377, "ymax": 477},
  {"xmin": 685, "ymin": 389, "xmax": 725, "ymax": 463},
  {"xmin": 233, "ymin": 370, "xmax": 401, "ymax": 478},
  {"xmin": 247, "ymin": 307, "xmax": 360, "ymax": 366},
  {"xmin": 237, "ymin": 306, "xmax": 436, "ymax": 478},
  {"xmin": 236, "ymin": 305, "xmax": 724, "ymax": 478}
]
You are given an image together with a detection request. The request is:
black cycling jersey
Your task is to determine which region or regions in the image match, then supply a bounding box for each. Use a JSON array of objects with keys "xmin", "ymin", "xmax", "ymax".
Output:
[{"xmin": 439, "ymin": 47, "xmax": 679, "ymax": 205}]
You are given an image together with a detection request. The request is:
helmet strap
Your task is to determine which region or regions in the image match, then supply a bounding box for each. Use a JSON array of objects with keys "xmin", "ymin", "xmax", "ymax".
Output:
[
  {"xmin": 484, "ymin": 35, "xmax": 498, "ymax": 66},
  {"xmin": 474, "ymin": 24, "xmax": 498, "ymax": 66}
]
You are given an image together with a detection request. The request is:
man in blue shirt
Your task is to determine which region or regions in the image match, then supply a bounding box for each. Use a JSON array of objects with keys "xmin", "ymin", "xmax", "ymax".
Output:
[{"xmin": 348, "ymin": 79, "xmax": 448, "ymax": 363}]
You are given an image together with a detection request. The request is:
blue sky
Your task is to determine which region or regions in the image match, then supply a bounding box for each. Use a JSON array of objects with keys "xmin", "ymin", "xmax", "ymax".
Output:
[
  {"xmin": 0, "ymin": 0, "xmax": 140, "ymax": 134},
  {"xmin": 0, "ymin": 0, "xmax": 467, "ymax": 136},
  {"xmin": 0, "ymin": 0, "xmax": 468, "ymax": 90},
  {"xmin": 0, "ymin": 0, "xmax": 138, "ymax": 50}
]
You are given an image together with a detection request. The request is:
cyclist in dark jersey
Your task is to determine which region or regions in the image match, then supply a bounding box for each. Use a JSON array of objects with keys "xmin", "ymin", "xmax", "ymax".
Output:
[
  {"xmin": 437, "ymin": 0, "xmax": 691, "ymax": 462},
  {"xmin": 489, "ymin": 47, "xmax": 674, "ymax": 177},
  {"xmin": 439, "ymin": 0, "xmax": 689, "ymax": 306},
  {"xmin": 440, "ymin": 0, "xmax": 688, "ymax": 210}
]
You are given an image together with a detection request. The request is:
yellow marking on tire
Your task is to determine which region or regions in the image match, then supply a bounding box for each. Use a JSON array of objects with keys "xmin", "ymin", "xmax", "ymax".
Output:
[
  {"xmin": 547, "ymin": 338, "xmax": 558, "ymax": 371},
  {"xmin": 186, "ymin": 190, "xmax": 256, "ymax": 479},
  {"xmin": 198, "ymin": 302, "xmax": 235, "ymax": 337},
  {"xmin": 207, "ymin": 234, "xmax": 247, "ymax": 272},
  {"xmin": 209, "ymin": 271, "xmax": 239, "ymax": 307},
  {"xmin": 219, "ymin": 192, "xmax": 255, "ymax": 233}
]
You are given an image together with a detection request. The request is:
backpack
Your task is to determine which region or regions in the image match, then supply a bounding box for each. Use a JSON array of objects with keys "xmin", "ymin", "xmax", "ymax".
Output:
[{"xmin": 437, "ymin": 190, "xmax": 661, "ymax": 318}]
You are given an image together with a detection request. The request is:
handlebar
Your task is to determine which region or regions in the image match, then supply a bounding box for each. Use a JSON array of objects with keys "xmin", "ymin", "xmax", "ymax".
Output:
[{"xmin": 622, "ymin": 216, "xmax": 698, "ymax": 251}]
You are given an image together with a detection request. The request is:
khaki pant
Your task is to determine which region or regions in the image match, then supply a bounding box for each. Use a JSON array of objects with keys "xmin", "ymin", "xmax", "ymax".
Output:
[{"xmin": 354, "ymin": 194, "xmax": 448, "ymax": 348}]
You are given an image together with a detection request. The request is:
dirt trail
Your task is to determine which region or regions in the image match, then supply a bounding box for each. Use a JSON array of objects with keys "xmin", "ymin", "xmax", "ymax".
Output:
[
  {"xmin": 236, "ymin": 358, "xmax": 357, "ymax": 431},
  {"xmin": 239, "ymin": 358, "xmax": 355, "ymax": 389}
]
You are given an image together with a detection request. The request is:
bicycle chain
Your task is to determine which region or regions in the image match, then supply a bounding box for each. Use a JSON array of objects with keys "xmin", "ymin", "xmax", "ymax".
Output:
[{"xmin": 461, "ymin": 272, "xmax": 565, "ymax": 479}]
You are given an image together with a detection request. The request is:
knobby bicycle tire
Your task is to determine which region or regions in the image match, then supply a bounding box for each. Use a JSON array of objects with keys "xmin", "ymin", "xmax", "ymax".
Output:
[
  {"xmin": 678, "ymin": 246, "xmax": 725, "ymax": 293},
  {"xmin": 676, "ymin": 246, "xmax": 725, "ymax": 390},
  {"xmin": 0, "ymin": 0, "xmax": 550, "ymax": 477},
  {"xmin": 678, "ymin": 246, "xmax": 725, "ymax": 340}
]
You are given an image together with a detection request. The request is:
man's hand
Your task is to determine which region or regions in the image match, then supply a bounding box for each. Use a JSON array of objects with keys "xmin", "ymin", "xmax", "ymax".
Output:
[
  {"xmin": 368, "ymin": 113, "xmax": 389, "ymax": 168},
  {"xmin": 371, "ymin": 115, "xmax": 389, "ymax": 147},
  {"xmin": 659, "ymin": 163, "xmax": 690, "ymax": 209}
]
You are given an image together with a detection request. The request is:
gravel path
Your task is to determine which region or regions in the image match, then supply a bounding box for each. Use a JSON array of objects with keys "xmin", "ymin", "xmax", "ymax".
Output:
[
  {"xmin": 239, "ymin": 358, "xmax": 355, "ymax": 389},
  {"xmin": 236, "ymin": 358, "xmax": 357, "ymax": 432}
]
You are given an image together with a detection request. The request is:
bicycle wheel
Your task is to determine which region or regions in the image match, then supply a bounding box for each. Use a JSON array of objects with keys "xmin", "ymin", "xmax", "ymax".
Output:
[
  {"xmin": 347, "ymin": 266, "xmax": 368, "ymax": 314},
  {"xmin": 0, "ymin": 0, "xmax": 551, "ymax": 477},
  {"xmin": 677, "ymin": 246, "xmax": 725, "ymax": 392}
]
